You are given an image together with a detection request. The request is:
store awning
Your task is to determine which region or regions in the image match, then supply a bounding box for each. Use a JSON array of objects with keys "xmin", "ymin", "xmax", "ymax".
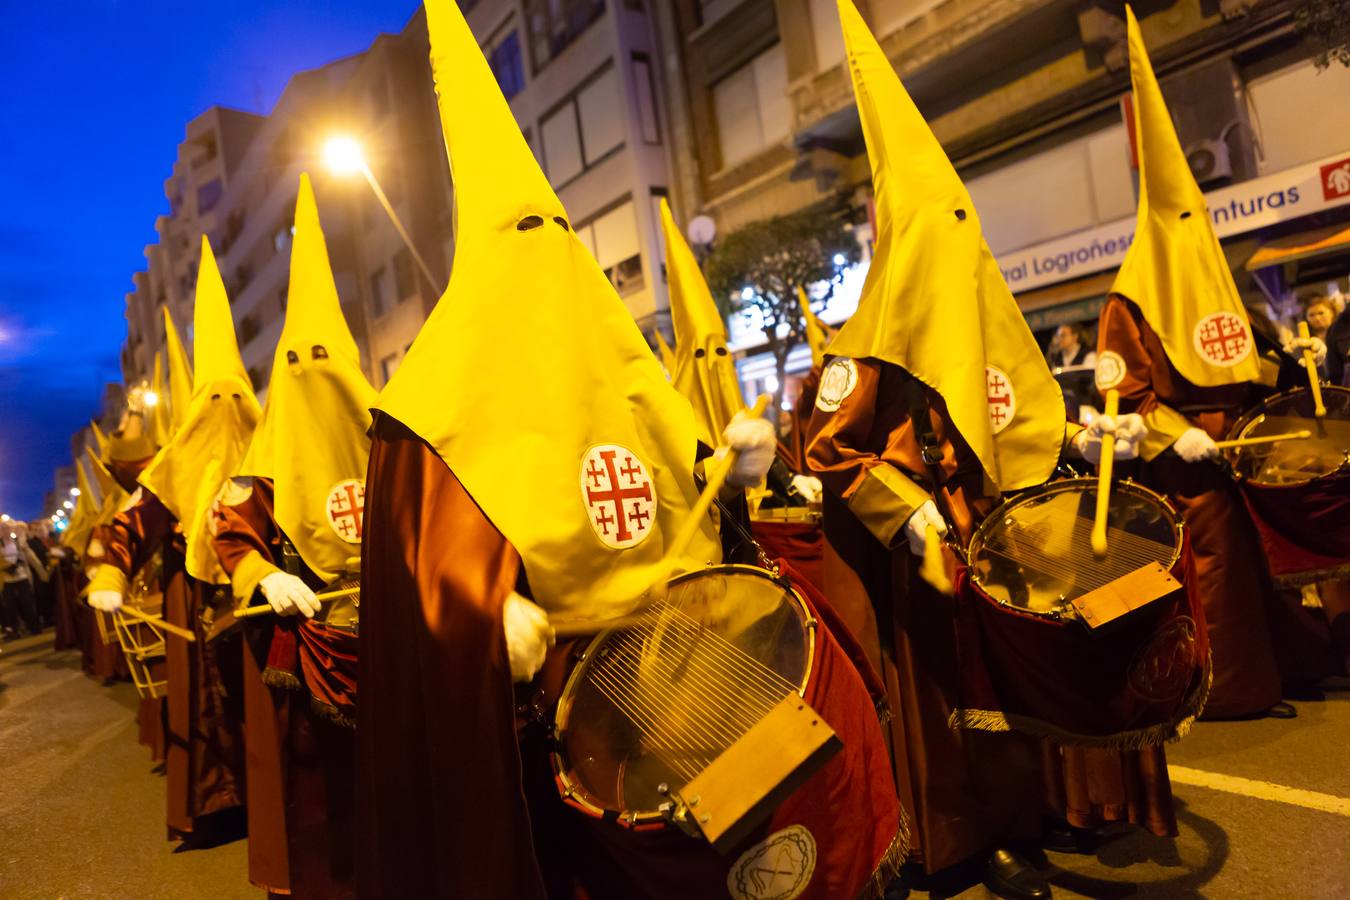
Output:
[{"xmin": 1245, "ymin": 223, "xmax": 1350, "ymax": 271}]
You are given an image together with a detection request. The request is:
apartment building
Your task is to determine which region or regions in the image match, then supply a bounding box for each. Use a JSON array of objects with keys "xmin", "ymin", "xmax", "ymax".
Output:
[{"xmin": 658, "ymin": 0, "xmax": 1350, "ymax": 393}]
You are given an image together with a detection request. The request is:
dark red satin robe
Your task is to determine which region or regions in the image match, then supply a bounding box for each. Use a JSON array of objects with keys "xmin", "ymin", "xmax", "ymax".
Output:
[
  {"xmin": 1098, "ymin": 295, "xmax": 1290, "ymax": 717},
  {"xmin": 102, "ymin": 489, "xmax": 244, "ymax": 837},
  {"xmin": 212, "ymin": 477, "xmax": 356, "ymax": 899}
]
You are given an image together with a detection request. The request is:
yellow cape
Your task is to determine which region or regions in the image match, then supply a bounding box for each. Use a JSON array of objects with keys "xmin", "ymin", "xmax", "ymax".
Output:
[
  {"xmin": 1110, "ymin": 7, "xmax": 1261, "ymax": 386},
  {"xmin": 826, "ymin": 0, "xmax": 1064, "ymax": 491},
  {"xmin": 140, "ymin": 238, "xmax": 260, "ymax": 583},
  {"xmin": 240, "ymin": 173, "xmax": 377, "ymax": 581},
  {"xmin": 660, "ymin": 198, "xmax": 747, "ymax": 444},
  {"xmin": 377, "ymin": 0, "xmax": 718, "ymax": 618}
]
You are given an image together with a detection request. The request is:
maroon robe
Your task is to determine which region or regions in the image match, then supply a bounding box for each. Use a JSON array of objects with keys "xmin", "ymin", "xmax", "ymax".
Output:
[
  {"xmin": 212, "ymin": 477, "xmax": 356, "ymax": 899},
  {"xmin": 103, "ymin": 489, "xmax": 244, "ymax": 838},
  {"xmin": 807, "ymin": 357, "xmax": 1179, "ymax": 867},
  {"xmin": 1098, "ymin": 295, "xmax": 1290, "ymax": 717},
  {"xmin": 359, "ymin": 414, "xmax": 903, "ymax": 899}
]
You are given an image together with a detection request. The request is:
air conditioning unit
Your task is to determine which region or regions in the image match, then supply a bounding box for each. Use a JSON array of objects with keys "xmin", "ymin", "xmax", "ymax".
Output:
[{"xmin": 1186, "ymin": 138, "xmax": 1233, "ymax": 185}]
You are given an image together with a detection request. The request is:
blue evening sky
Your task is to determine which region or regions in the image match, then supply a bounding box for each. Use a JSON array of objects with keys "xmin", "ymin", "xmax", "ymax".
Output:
[{"xmin": 0, "ymin": 0, "xmax": 417, "ymax": 519}]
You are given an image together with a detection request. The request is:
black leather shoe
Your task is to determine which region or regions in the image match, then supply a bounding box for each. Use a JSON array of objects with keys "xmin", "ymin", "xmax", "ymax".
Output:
[
  {"xmin": 984, "ymin": 848, "xmax": 1052, "ymax": 900},
  {"xmin": 1042, "ymin": 820, "xmax": 1097, "ymax": 854}
]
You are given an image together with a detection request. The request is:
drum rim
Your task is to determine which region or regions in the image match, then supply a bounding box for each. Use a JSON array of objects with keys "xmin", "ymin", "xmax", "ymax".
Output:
[
  {"xmin": 551, "ymin": 562, "xmax": 818, "ymax": 826},
  {"xmin": 967, "ymin": 477, "xmax": 1184, "ymax": 620},
  {"xmin": 1224, "ymin": 384, "xmax": 1350, "ymax": 486}
]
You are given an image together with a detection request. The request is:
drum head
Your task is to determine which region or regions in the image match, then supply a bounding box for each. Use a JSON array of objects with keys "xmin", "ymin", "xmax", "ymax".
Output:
[
  {"xmin": 1227, "ymin": 386, "xmax": 1350, "ymax": 485},
  {"xmin": 554, "ymin": 566, "xmax": 811, "ymax": 823},
  {"xmin": 969, "ymin": 479, "xmax": 1181, "ymax": 616}
]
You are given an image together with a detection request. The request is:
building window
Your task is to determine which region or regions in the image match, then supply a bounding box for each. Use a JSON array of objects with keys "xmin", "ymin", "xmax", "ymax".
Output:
[
  {"xmin": 239, "ymin": 314, "xmax": 261, "ymax": 347},
  {"xmin": 807, "ymin": 0, "xmax": 845, "ymax": 71},
  {"xmin": 540, "ymin": 64, "xmax": 625, "ymax": 188},
  {"xmin": 713, "ymin": 44, "xmax": 790, "ymax": 168},
  {"xmin": 524, "ymin": 0, "xmax": 605, "ymax": 72},
  {"xmin": 369, "ymin": 266, "xmax": 390, "ymax": 317},
  {"xmin": 380, "ymin": 353, "xmax": 400, "ymax": 386},
  {"xmin": 575, "ymin": 199, "xmax": 643, "ymax": 297},
  {"xmin": 197, "ymin": 178, "xmax": 224, "ymax": 215},
  {"xmin": 485, "ymin": 24, "xmax": 525, "ymax": 101},
  {"xmin": 631, "ymin": 54, "xmax": 660, "ymax": 145},
  {"xmin": 394, "ymin": 249, "xmax": 415, "ymax": 300}
]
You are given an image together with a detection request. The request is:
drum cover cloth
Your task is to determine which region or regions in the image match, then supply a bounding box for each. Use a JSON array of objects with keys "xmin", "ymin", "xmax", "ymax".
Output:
[
  {"xmin": 951, "ymin": 536, "xmax": 1211, "ymax": 748},
  {"xmin": 1240, "ymin": 472, "xmax": 1350, "ymax": 585}
]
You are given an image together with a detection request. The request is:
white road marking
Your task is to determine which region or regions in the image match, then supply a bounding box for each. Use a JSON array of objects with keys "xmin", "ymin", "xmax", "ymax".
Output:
[{"xmin": 1169, "ymin": 765, "xmax": 1350, "ymax": 818}]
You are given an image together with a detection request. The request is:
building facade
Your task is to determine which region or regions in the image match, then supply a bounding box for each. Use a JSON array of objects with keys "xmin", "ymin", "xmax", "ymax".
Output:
[{"xmin": 657, "ymin": 0, "xmax": 1350, "ymax": 395}]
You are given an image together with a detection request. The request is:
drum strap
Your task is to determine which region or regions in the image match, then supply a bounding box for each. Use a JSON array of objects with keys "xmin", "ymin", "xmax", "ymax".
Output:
[{"xmin": 900, "ymin": 374, "xmax": 958, "ymax": 534}]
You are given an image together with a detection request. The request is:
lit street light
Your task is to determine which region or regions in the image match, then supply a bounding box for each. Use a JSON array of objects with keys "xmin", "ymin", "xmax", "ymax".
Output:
[
  {"xmin": 323, "ymin": 135, "xmax": 440, "ymax": 296},
  {"xmin": 143, "ymin": 390, "xmax": 159, "ymax": 408},
  {"xmin": 70, "ymin": 487, "xmax": 80, "ymax": 497},
  {"xmin": 62, "ymin": 500, "xmax": 73, "ymax": 510}
]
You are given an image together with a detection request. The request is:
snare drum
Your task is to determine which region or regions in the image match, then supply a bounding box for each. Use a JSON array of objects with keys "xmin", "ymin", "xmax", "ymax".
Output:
[
  {"xmin": 953, "ymin": 478, "xmax": 1209, "ymax": 746},
  {"xmin": 113, "ymin": 548, "xmax": 169, "ymax": 699},
  {"xmin": 550, "ymin": 564, "xmax": 903, "ymax": 898},
  {"xmin": 1224, "ymin": 386, "xmax": 1350, "ymax": 585}
]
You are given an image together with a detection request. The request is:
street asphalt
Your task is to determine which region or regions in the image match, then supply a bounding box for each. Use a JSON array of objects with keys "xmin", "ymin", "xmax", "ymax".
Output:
[{"xmin": 2, "ymin": 631, "xmax": 1347, "ymax": 899}]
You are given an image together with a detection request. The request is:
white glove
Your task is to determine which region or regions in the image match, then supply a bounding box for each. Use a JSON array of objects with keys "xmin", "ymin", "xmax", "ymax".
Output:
[
  {"xmin": 1173, "ymin": 427, "xmax": 1219, "ymax": 463},
  {"xmin": 791, "ymin": 474, "xmax": 822, "ymax": 504},
  {"xmin": 1074, "ymin": 413, "xmax": 1148, "ymax": 464},
  {"xmin": 258, "ymin": 571, "xmax": 320, "ymax": 618},
  {"xmin": 503, "ymin": 591, "xmax": 554, "ymax": 682},
  {"xmin": 89, "ymin": 590, "xmax": 124, "ymax": 612},
  {"xmin": 901, "ymin": 500, "xmax": 948, "ymax": 557},
  {"xmin": 1284, "ymin": 336, "xmax": 1328, "ymax": 368},
  {"xmin": 720, "ymin": 411, "xmax": 777, "ymax": 488}
]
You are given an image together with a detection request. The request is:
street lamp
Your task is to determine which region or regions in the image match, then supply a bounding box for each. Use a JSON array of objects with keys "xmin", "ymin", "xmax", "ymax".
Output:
[
  {"xmin": 323, "ymin": 135, "xmax": 440, "ymax": 296},
  {"xmin": 63, "ymin": 500, "xmax": 73, "ymax": 510},
  {"xmin": 70, "ymin": 487, "xmax": 80, "ymax": 497},
  {"xmin": 143, "ymin": 390, "xmax": 159, "ymax": 408}
]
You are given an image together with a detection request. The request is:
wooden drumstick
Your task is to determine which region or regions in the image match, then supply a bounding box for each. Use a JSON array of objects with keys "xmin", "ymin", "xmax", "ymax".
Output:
[
  {"xmin": 233, "ymin": 585, "xmax": 359, "ymax": 619},
  {"xmin": 1213, "ymin": 430, "xmax": 1312, "ymax": 450},
  {"xmin": 117, "ymin": 605, "xmax": 196, "ymax": 642},
  {"xmin": 1091, "ymin": 390, "xmax": 1121, "ymax": 559},
  {"xmin": 1298, "ymin": 321, "xmax": 1327, "ymax": 418}
]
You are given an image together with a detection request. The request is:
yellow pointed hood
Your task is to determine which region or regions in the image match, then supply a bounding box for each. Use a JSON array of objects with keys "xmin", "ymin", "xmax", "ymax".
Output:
[
  {"xmin": 90, "ymin": 420, "xmax": 109, "ymax": 460},
  {"xmin": 377, "ymin": 0, "xmax": 718, "ymax": 618},
  {"xmin": 826, "ymin": 0, "xmax": 1064, "ymax": 491},
  {"xmin": 140, "ymin": 237, "xmax": 261, "ymax": 583},
  {"xmin": 1110, "ymin": 7, "xmax": 1261, "ymax": 386},
  {"xmin": 163, "ymin": 305, "xmax": 194, "ymax": 435},
  {"xmin": 660, "ymin": 199, "xmax": 746, "ymax": 444},
  {"xmin": 61, "ymin": 459, "xmax": 101, "ymax": 552},
  {"xmin": 85, "ymin": 445, "xmax": 115, "ymax": 503},
  {"xmin": 655, "ymin": 330, "xmax": 676, "ymax": 380},
  {"xmin": 239, "ymin": 173, "xmax": 377, "ymax": 581},
  {"xmin": 148, "ymin": 353, "xmax": 174, "ymax": 447},
  {"xmin": 798, "ymin": 285, "xmax": 830, "ymax": 369}
]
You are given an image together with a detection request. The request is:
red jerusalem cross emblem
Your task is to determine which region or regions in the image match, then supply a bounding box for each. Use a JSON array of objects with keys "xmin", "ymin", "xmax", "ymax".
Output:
[
  {"xmin": 1191, "ymin": 312, "xmax": 1252, "ymax": 368},
  {"xmin": 985, "ymin": 366, "xmax": 1016, "ymax": 434},
  {"xmin": 324, "ymin": 479, "xmax": 365, "ymax": 544},
  {"xmin": 579, "ymin": 444, "xmax": 657, "ymax": 549}
]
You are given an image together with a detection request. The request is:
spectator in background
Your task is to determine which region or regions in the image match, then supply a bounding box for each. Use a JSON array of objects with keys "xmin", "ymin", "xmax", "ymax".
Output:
[
  {"xmin": 1325, "ymin": 299, "xmax": 1350, "ymax": 387},
  {"xmin": 2, "ymin": 524, "xmax": 42, "ymax": 637},
  {"xmin": 26, "ymin": 522, "xmax": 54, "ymax": 628},
  {"xmin": 1045, "ymin": 322, "xmax": 1097, "ymax": 369},
  {"xmin": 1306, "ymin": 296, "xmax": 1336, "ymax": 343}
]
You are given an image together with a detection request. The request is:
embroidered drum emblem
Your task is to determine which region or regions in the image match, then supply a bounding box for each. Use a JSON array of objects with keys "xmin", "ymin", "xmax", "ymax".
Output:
[
  {"xmin": 579, "ymin": 444, "xmax": 656, "ymax": 549},
  {"xmin": 726, "ymin": 825, "xmax": 817, "ymax": 900},
  {"xmin": 1191, "ymin": 312, "xmax": 1252, "ymax": 368},
  {"xmin": 1128, "ymin": 616, "xmax": 1198, "ymax": 702},
  {"xmin": 815, "ymin": 357, "xmax": 858, "ymax": 412},
  {"xmin": 324, "ymin": 479, "xmax": 365, "ymax": 544},
  {"xmin": 1095, "ymin": 351, "xmax": 1126, "ymax": 391},
  {"xmin": 986, "ymin": 366, "xmax": 1016, "ymax": 434}
]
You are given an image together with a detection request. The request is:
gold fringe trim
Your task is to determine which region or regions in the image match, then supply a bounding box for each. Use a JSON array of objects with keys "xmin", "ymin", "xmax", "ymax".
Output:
[
  {"xmin": 260, "ymin": 667, "xmax": 304, "ymax": 692},
  {"xmin": 856, "ymin": 819, "xmax": 910, "ymax": 900},
  {"xmin": 1271, "ymin": 560, "xmax": 1350, "ymax": 588},
  {"xmin": 309, "ymin": 695, "xmax": 356, "ymax": 730},
  {"xmin": 948, "ymin": 659, "xmax": 1212, "ymax": 750}
]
